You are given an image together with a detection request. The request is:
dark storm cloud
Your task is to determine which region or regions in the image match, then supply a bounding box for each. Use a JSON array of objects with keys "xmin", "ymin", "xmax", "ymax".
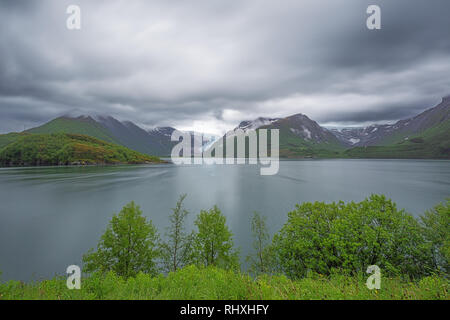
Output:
[{"xmin": 0, "ymin": 0, "xmax": 449, "ymax": 134}]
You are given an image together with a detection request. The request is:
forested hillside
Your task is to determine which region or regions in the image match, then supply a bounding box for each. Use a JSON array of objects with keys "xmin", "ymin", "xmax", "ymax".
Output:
[{"xmin": 0, "ymin": 133, "xmax": 162, "ymax": 166}]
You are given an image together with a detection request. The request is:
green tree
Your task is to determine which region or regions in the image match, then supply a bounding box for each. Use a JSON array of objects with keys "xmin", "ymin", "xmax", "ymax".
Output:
[
  {"xmin": 193, "ymin": 206, "xmax": 239, "ymax": 269},
  {"xmin": 246, "ymin": 211, "xmax": 274, "ymax": 275},
  {"xmin": 161, "ymin": 194, "xmax": 194, "ymax": 272},
  {"xmin": 420, "ymin": 199, "xmax": 450, "ymax": 274},
  {"xmin": 83, "ymin": 201, "xmax": 160, "ymax": 278},
  {"xmin": 272, "ymin": 195, "xmax": 433, "ymax": 279}
]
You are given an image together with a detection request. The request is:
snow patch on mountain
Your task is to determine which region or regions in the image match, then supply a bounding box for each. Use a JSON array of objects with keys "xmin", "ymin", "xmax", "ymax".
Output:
[
  {"xmin": 302, "ymin": 127, "xmax": 311, "ymax": 140},
  {"xmin": 237, "ymin": 117, "xmax": 280, "ymax": 131}
]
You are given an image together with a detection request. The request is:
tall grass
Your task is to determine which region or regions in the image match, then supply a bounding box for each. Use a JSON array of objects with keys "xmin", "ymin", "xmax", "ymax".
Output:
[{"xmin": 1, "ymin": 265, "xmax": 447, "ymax": 300}]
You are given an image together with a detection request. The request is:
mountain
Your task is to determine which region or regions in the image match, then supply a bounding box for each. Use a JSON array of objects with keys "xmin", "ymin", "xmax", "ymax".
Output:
[
  {"xmin": 225, "ymin": 114, "xmax": 345, "ymax": 158},
  {"xmin": 236, "ymin": 117, "xmax": 280, "ymax": 131},
  {"xmin": 95, "ymin": 116, "xmax": 175, "ymax": 156},
  {"xmin": 0, "ymin": 133, "xmax": 161, "ymax": 167},
  {"xmin": 332, "ymin": 97, "xmax": 450, "ymax": 147},
  {"xmin": 343, "ymin": 100, "xmax": 450, "ymax": 159},
  {"xmin": 18, "ymin": 114, "xmax": 220, "ymax": 157},
  {"xmin": 147, "ymin": 126, "xmax": 178, "ymax": 155},
  {"xmin": 1, "ymin": 97, "xmax": 448, "ymax": 160},
  {"xmin": 340, "ymin": 97, "xmax": 450, "ymax": 159},
  {"xmin": 331, "ymin": 126, "xmax": 395, "ymax": 147},
  {"xmin": 261, "ymin": 114, "xmax": 345, "ymax": 157},
  {"xmin": 27, "ymin": 116, "xmax": 120, "ymax": 144},
  {"xmin": 343, "ymin": 121, "xmax": 450, "ymax": 159},
  {"xmin": 224, "ymin": 97, "xmax": 450, "ymax": 158},
  {"xmin": 25, "ymin": 115, "xmax": 176, "ymax": 156}
]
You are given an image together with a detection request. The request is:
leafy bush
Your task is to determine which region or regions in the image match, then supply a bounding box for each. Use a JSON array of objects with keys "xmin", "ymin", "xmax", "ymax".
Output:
[
  {"xmin": 420, "ymin": 199, "xmax": 450, "ymax": 274},
  {"xmin": 272, "ymin": 195, "xmax": 433, "ymax": 279}
]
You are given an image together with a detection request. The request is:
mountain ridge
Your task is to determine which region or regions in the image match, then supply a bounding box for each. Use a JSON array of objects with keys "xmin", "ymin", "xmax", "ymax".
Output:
[
  {"xmin": 223, "ymin": 97, "xmax": 449, "ymax": 158},
  {"xmin": 25, "ymin": 115, "xmax": 176, "ymax": 156},
  {"xmin": 1, "ymin": 97, "xmax": 449, "ymax": 159}
]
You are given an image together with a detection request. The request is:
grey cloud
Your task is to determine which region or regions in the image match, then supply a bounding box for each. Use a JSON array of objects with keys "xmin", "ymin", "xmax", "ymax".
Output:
[{"xmin": 0, "ymin": 0, "xmax": 449, "ymax": 134}]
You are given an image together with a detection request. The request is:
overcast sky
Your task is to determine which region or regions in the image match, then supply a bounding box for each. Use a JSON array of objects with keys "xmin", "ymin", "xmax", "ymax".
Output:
[{"xmin": 1, "ymin": 0, "xmax": 449, "ymax": 134}]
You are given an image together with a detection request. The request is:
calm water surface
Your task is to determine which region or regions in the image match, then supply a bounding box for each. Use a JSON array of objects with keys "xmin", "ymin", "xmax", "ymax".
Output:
[{"xmin": 0, "ymin": 159, "xmax": 449, "ymax": 281}]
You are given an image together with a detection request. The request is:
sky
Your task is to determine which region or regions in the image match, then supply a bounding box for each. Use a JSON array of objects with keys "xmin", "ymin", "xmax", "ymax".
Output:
[{"xmin": 0, "ymin": 0, "xmax": 450, "ymax": 135}]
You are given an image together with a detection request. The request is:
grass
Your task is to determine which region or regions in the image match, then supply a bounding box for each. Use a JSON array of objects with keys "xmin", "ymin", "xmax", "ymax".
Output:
[{"xmin": 0, "ymin": 265, "xmax": 448, "ymax": 300}]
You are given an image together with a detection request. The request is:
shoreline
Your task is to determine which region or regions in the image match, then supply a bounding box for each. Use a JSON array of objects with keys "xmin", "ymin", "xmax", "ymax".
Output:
[
  {"xmin": 0, "ymin": 160, "xmax": 168, "ymax": 169},
  {"xmin": 1, "ymin": 157, "xmax": 450, "ymax": 169}
]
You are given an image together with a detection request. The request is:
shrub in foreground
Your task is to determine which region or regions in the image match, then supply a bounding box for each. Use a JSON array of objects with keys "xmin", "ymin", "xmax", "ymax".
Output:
[
  {"xmin": 272, "ymin": 195, "xmax": 433, "ymax": 279},
  {"xmin": 420, "ymin": 199, "xmax": 450, "ymax": 274}
]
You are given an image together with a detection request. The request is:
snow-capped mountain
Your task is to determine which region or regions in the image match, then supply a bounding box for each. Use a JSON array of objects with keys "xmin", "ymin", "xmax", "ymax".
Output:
[
  {"xmin": 236, "ymin": 117, "xmax": 280, "ymax": 131},
  {"xmin": 24, "ymin": 96, "xmax": 450, "ymax": 158},
  {"xmin": 148, "ymin": 126, "xmax": 176, "ymax": 137},
  {"xmin": 229, "ymin": 114, "xmax": 340, "ymax": 145},
  {"xmin": 330, "ymin": 125, "xmax": 397, "ymax": 146},
  {"xmin": 331, "ymin": 97, "xmax": 450, "ymax": 146},
  {"xmin": 267, "ymin": 113, "xmax": 340, "ymax": 144}
]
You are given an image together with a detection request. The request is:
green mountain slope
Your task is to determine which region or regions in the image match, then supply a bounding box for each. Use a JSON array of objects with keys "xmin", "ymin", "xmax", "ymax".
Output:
[
  {"xmin": 274, "ymin": 124, "xmax": 344, "ymax": 158},
  {"xmin": 26, "ymin": 115, "xmax": 176, "ymax": 156},
  {"xmin": 96, "ymin": 116, "xmax": 176, "ymax": 156},
  {"xmin": 377, "ymin": 99, "xmax": 450, "ymax": 146},
  {"xmin": 344, "ymin": 119, "xmax": 450, "ymax": 159},
  {"xmin": 259, "ymin": 114, "xmax": 345, "ymax": 158},
  {"xmin": 26, "ymin": 116, "xmax": 121, "ymax": 145},
  {"xmin": 0, "ymin": 133, "xmax": 162, "ymax": 167}
]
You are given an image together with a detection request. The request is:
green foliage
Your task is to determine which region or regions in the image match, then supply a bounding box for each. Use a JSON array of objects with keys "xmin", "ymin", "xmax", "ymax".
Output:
[
  {"xmin": 1, "ymin": 195, "xmax": 449, "ymax": 300},
  {"xmin": 420, "ymin": 199, "xmax": 450, "ymax": 274},
  {"xmin": 0, "ymin": 133, "xmax": 161, "ymax": 167},
  {"xmin": 272, "ymin": 195, "xmax": 433, "ymax": 279},
  {"xmin": 83, "ymin": 201, "xmax": 161, "ymax": 279},
  {"xmin": 0, "ymin": 132, "xmax": 29, "ymax": 150},
  {"xmin": 192, "ymin": 206, "xmax": 239, "ymax": 270},
  {"xmin": 160, "ymin": 194, "xmax": 194, "ymax": 272},
  {"xmin": 247, "ymin": 212, "xmax": 275, "ymax": 275},
  {"xmin": 1, "ymin": 266, "xmax": 448, "ymax": 300}
]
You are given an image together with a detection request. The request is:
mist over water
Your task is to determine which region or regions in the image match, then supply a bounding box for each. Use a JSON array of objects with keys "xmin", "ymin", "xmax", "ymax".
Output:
[{"xmin": 0, "ymin": 160, "xmax": 449, "ymax": 281}]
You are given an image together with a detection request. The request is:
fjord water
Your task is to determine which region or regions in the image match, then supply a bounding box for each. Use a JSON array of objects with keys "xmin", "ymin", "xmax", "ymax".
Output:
[{"xmin": 0, "ymin": 160, "xmax": 449, "ymax": 281}]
